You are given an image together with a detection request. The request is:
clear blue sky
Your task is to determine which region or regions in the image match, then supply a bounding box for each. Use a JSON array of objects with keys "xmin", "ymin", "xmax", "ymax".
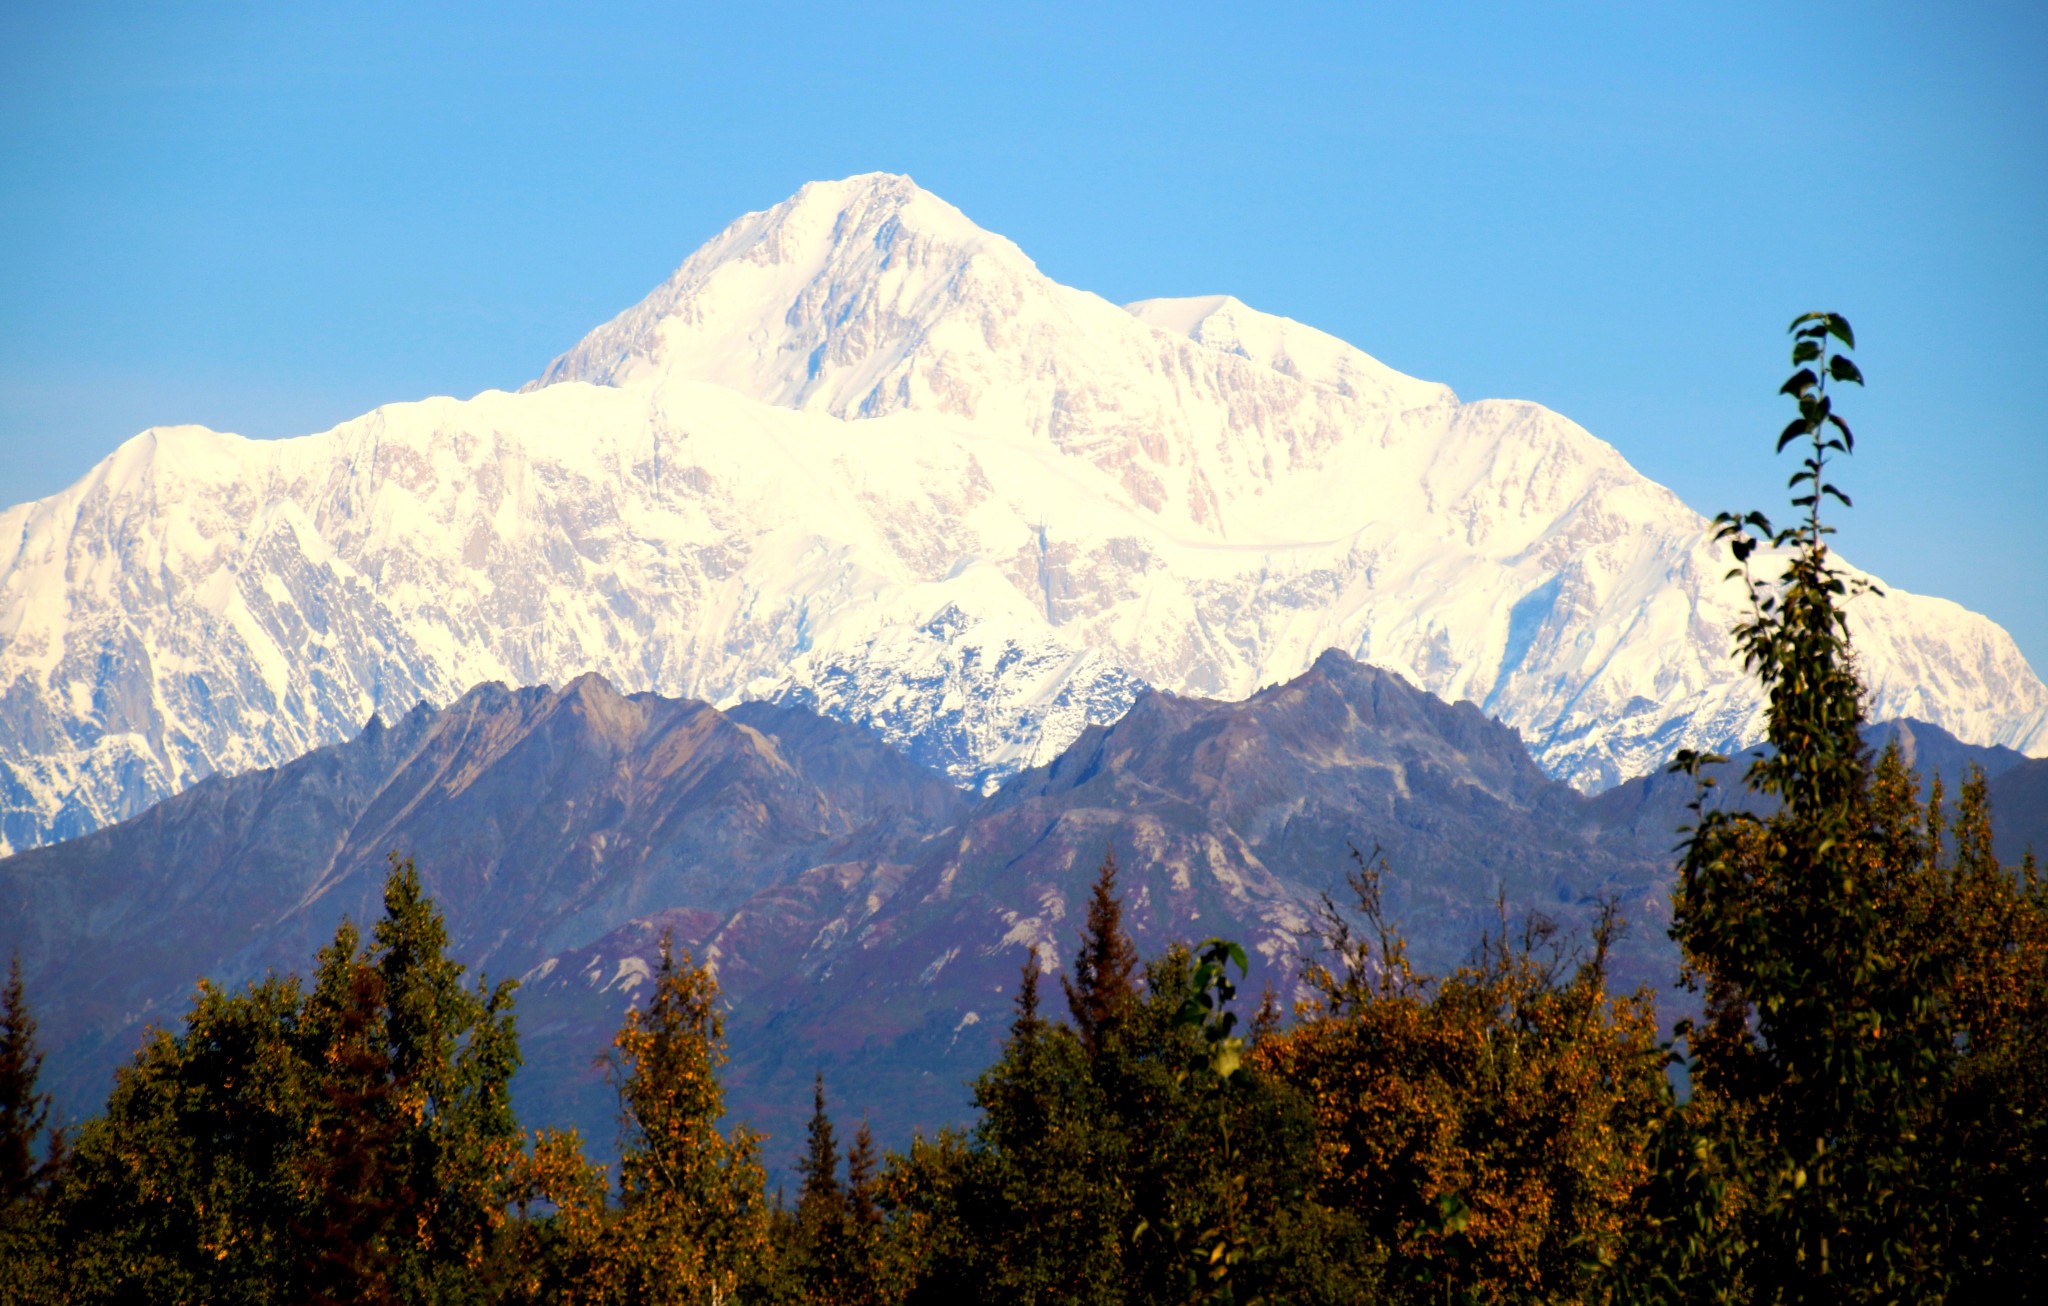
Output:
[{"xmin": 3, "ymin": 1, "xmax": 2044, "ymax": 670}]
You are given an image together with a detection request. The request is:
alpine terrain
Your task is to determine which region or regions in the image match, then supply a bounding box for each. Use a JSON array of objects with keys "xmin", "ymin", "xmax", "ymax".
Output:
[
  {"xmin": 2, "ymin": 172, "xmax": 2044, "ymax": 854},
  {"xmin": 4, "ymin": 652, "xmax": 2039, "ymax": 1156},
  {"xmin": 0, "ymin": 655, "xmax": 1688, "ymax": 1156}
]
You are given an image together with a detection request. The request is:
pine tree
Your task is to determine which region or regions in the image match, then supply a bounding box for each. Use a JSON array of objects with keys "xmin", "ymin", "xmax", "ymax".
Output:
[
  {"xmin": 797, "ymin": 1073, "xmax": 842, "ymax": 1218},
  {"xmin": 0, "ymin": 954, "xmax": 55, "ymax": 1207},
  {"xmin": 0, "ymin": 952, "xmax": 64, "ymax": 1306},
  {"xmin": 846, "ymin": 1117, "xmax": 880, "ymax": 1232},
  {"xmin": 1014, "ymin": 949, "xmax": 1042, "ymax": 1036},
  {"xmin": 1062, "ymin": 848, "xmax": 1139, "ymax": 1057}
]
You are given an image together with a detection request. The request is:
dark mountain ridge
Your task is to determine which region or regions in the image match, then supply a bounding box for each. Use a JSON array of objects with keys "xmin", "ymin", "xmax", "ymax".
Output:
[
  {"xmin": 0, "ymin": 673, "xmax": 970, "ymax": 1122},
  {"xmin": 4, "ymin": 652, "xmax": 2038, "ymax": 1164}
]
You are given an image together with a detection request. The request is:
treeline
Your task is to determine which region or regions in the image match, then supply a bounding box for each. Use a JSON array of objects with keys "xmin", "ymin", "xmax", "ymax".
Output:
[
  {"xmin": 1, "ymin": 758, "xmax": 2041, "ymax": 1304},
  {"xmin": 1, "ymin": 315, "xmax": 2045, "ymax": 1303}
]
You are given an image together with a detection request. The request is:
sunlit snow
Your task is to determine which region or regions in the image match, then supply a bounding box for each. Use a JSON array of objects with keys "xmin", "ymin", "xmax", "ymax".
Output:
[{"xmin": 1, "ymin": 172, "xmax": 2042, "ymax": 856}]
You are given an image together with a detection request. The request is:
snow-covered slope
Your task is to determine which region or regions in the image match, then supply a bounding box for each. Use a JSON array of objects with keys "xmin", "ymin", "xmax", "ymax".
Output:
[{"xmin": 2, "ymin": 172, "xmax": 2043, "ymax": 853}]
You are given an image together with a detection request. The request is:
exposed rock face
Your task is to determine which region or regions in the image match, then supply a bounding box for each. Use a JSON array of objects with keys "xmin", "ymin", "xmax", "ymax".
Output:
[
  {"xmin": 0, "ymin": 656, "xmax": 1670, "ymax": 1156},
  {"xmin": 8, "ymin": 653, "xmax": 2042, "ymax": 1159},
  {"xmin": 3, "ymin": 172, "xmax": 2043, "ymax": 860},
  {"xmin": 0, "ymin": 674, "xmax": 969, "ymax": 1117}
]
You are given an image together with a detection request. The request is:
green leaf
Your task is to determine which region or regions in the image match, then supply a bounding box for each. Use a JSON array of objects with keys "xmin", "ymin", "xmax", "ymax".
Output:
[
  {"xmin": 1827, "ymin": 355, "xmax": 1863, "ymax": 385},
  {"xmin": 1792, "ymin": 340, "xmax": 1821, "ymax": 365},
  {"xmin": 1211, "ymin": 1037, "xmax": 1244, "ymax": 1080},
  {"xmin": 1826, "ymin": 313, "xmax": 1855, "ymax": 349}
]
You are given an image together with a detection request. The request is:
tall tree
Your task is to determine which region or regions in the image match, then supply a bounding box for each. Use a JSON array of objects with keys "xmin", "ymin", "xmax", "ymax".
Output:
[
  {"xmin": 1014, "ymin": 949, "xmax": 1043, "ymax": 1035},
  {"xmin": 51, "ymin": 857, "xmax": 526, "ymax": 1305},
  {"xmin": 597, "ymin": 931, "xmax": 771, "ymax": 1305},
  {"xmin": 797, "ymin": 1073, "xmax": 842, "ymax": 1218},
  {"xmin": 0, "ymin": 954, "xmax": 56, "ymax": 1207},
  {"xmin": 846, "ymin": 1118, "xmax": 880, "ymax": 1232},
  {"xmin": 792, "ymin": 1072, "xmax": 849, "ymax": 1302},
  {"xmin": 294, "ymin": 950, "xmax": 408, "ymax": 1306},
  {"xmin": 1638, "ymin": 314, "xmax": 2048, "ymax": 1301},
  {"xmin": 350, "ymin": 858, "xmax": 523, "ymax": 1300},
  {"xmin": 0, "ymin": 953, "xmax": 64, "ymax": 1306},
  {"xmin": 1063, "ymin": 848, "xmax": 1140, "ymax": 1058},
  {"xmin": 835, "ymin": 1117, "xmax": 886, "ymax": 1306}
]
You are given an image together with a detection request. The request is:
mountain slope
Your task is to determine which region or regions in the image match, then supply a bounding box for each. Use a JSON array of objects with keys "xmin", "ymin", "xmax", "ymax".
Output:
[
  {"xmin": 0, "ymin": 675, "xmax": 968, "ymax": 1114},
  {"xmin": 3, "ymin": 655, "xmax": 1684, "ymax": 1162},
  {"xmin": 2, "ymin": 172, "xmax": 2042, "ymax": 853},
  {"xmin": 509, "ymin": 650, "xmax": 1738, "ymax": 1151},
  {"xmin": 10, "ymin": 657, "xmax": 2042, "ymax": 1161}
]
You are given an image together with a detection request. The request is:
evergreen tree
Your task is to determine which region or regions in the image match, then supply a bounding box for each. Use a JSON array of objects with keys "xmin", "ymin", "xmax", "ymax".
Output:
[
  {"xmin": 0, "ymin": 953, "xmax": 63, "ymax": 1306},
  {"xmin": 52, "ymin": 857, "xmax": 525, "ymax": 1305},
  {"xmin": 836, "ymin": 1118, "xmax": 886, "ymax": 1306},
  {"xmin": 847, "ymin": 1117, "xmax": 880, "ymax": 1232},
  {"xmin": 912, "ymin": 947, "xmax": 1127, "ymax": 1304},
  {"xmin": 0, "ymin": 954, "xmax": 57, "ymax": 1207},
  {"xmin": 1015, "ymin": 948, "xmax": 1043, "ymax": 1033},
  {"xmin": 1063, "ymin": 848, "xmax": 1140, "ymax": 1058},
  {"xmin": 797, "ymin": 1073, "xmax": 843, "ymax": 1219},
  {"xmin": 792, "ymin": 1072, "xmax": 851, "ymax": 1302}
]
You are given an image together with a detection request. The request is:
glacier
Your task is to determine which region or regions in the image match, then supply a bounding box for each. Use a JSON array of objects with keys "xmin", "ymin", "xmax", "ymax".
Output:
[{"xmin": 2, "ymin": 171, "xmax": 2044, "ymax": 855}]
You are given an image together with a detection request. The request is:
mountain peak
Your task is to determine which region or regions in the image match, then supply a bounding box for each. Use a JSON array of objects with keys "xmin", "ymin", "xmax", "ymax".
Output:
[
  {"xmin": 4, "ymin": 175, "xmax": 2044, "ymax": 860},
  {"xmin": 526, "ymin": 171, "xmax": 1039, "ymax": 404}
]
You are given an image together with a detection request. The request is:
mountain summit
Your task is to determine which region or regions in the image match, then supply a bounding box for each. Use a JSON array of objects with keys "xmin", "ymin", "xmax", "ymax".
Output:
[{"xmin": 2, "ymin": 173, "xmax": 2043, "ymax": 852}]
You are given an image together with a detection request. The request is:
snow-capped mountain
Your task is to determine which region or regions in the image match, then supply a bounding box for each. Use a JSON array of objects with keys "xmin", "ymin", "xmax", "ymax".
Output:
[{"xmin": 2, "ymin": 172, "xmax": 2043, "ymax": 854}]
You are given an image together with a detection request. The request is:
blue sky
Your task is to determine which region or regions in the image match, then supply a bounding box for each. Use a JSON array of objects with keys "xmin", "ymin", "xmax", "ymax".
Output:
[{"xmin": 2, "ymin": 1, "xmax": 2044, "ymax": 669}]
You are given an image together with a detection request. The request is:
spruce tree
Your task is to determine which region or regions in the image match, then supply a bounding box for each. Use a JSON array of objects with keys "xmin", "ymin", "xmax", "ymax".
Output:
[
  {"xmin": 0, "ymin": 952, "xmax": 64, "ymax": 1306},
  {"xmin": 792, "ymin": 1072, "xmax": 848, "ymax": 1300},
  {"xmin": 846, "ymin": 1117, "xmax": 880, "ymax": 1232},
  {"xmin": 797, "ymin": 1073, "xmax": 842, "ymax": 1217},
  {"xmin": 1063, "ymin": 848, "xmax": 1139, "ymax": 1057},
  {"xmin": 1014, "ymin": 948, "xmax": 1042, "ymax": 1036},
  {"xmin": 0, "ymin": 954, "xmax": 54, "ymax": 1207}
]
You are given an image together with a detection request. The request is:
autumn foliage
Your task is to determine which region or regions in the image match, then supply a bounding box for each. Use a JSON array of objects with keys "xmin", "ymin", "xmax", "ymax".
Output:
[{"xmin": 1257, "ymin": 856, "xmax": 1665, "ymax": 1302}]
